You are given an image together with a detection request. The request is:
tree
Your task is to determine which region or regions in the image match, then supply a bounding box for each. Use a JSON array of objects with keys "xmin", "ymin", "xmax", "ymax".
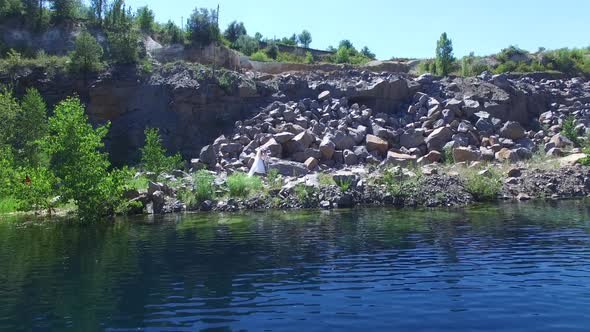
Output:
[
  {"xmin": 339, "ymin": 39, "xmax": 354, "ymax": 50},
  {"xmin": 90, "ymin": 0, "xmax": 106, "ymax": 24},
  {"xmin": 297, "ymin": 30, "xmax": 312, "ymax": 48},
  {"xmin": 186, "ymin": 7, "xmax": 220, "ymax": 46},
  {"xmin": 254, "ymin": 32, "xmax": 262, "ymax": 42},
  {"xmin": 234, "ymin": 35, "xmax": 258, "ymax": 56},
  {"xmin": 0, "ymin": 0, "xmax": 24, "ymax": 19},
  {"xmin": 140, "ymin": 128, "xmax": 183, "ymax": 176},
  {"xmin": 69, "ymin": 31, "xmax": 104, "ymax": 75},
  {"xmin": 280, "ymin": 33, "xmax": 297, "ymax": 46},
  {"xmin": 44, "ymin": 97, "xmax": 128, "ymax": 220},
  {"xmin": 136, "ymin": 5, "xmax": 154, "ymax": 33},
  {"xmin": 14, "ymin": 165, "xmax": 58, "ymax": 215},
  {"xmin": 264, "ymin": 42, "xmax": 278, "ymax": 60},
  {"xmin": 361, "ymin": 46, "xmax": 376, "ymax": 60},
  {"xmin": 50, "ymin": 0, "xmax": 81, "ymax": 22},
  {"xmin": 14, "ymin": 88, "xmax": 48, "ymax": 165},
  {"xmin": 435, "ymin": 32, "xmax": 455, "ymax": 76},
  {"xmin": 223, "ymin": 20, "xmax": 246, "ymax": 43},
  {"xmin": 0, "ymin": 89, "xmax": 20, "ymax": 148}
]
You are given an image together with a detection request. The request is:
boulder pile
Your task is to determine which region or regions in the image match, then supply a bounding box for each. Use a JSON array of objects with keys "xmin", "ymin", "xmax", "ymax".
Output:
[{"xmin": 194, "ymin": 71, "xmax": 590, "ymax": 174}]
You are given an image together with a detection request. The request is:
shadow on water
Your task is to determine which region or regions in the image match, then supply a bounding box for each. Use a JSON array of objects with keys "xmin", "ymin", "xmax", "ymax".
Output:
[{"xmin": 1, "ymin": 200, "xmax": 590, "ymax": 331}]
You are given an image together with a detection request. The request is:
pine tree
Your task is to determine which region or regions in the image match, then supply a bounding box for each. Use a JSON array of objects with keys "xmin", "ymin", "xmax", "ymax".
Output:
[{"xmin": 435, "ymin": 32, "xmax": 455, "ymax": 76}]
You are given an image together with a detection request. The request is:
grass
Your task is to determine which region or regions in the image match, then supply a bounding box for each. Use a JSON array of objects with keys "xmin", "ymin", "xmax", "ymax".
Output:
[
  {"xmin": 226, "ymin": 172, "xmax": 263, "ymax": 198},
  {"xmin": 379, "ymin": 167, "xmax": 423, "ymax": 201},
  {"xmin": 294, "ymin": 184, "xmax": 316, "ymax": 204},
  {"xmin": 250, "ymin": 51, "xmax": 273, "ymax": 62},
  {"xmin": 0, "ymin": 49, "xmax": 69, "ymax": 78},
  {"xmin": 318, "ymin": 173, "xmax": 336, "ymax": 186},
  {"xmin": 127, "ymin": 175, "xmax": 150, "ymax": 191},
  {"xmin": 460, "ymin": 167, "xmax": 503, "ymax": 202},
  {"xmin": 0, "ymin": 197, "xmax": 19, "ymax": 214},
  {"xmin": 194, "ymin": 170, "xmax": 215, "ymax": 202},
  {"xmin": 265, "ymin": 169, "xmax": 283, "ymax": 191}
]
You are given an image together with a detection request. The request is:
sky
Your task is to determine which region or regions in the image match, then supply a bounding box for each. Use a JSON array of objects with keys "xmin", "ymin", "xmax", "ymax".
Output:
[{"xmin": 116, "ymin": 0, "xmax": 589, "ymax": 60}]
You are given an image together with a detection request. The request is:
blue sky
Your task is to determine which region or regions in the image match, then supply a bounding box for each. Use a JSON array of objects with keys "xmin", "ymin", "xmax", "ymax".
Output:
[{"xmin": 117, "ymin": 0, "xmax": 589, "ymax": 60}]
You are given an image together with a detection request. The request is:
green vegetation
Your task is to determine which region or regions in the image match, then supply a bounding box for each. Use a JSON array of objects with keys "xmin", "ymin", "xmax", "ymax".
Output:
[
  {"xmin": 226, "ymin": 172, "xmax": 262, "ymax": 198},
  {"xmin": 294, "ymin": 184, "xmax": 316, "ymax": 204},
  {"xmin": 562, "ymin": 116, "xmax": 581, "ymax": 147},
  {"xmin": 435, "ymin": 32, "xmax": 455, "ymax": 76},
  {"xmin": 187, "ymin": 7, "xmax": 220, "ymax": 46},
  {"xmin": 325, "ymin": 40, "xmax": 373, "ymax": 65},
  {"xmin": 265, "ymin": 168, "xmax": 282, "ymax": 191},
  {"xmin": 250, "ymin": 50, "xmax": 272, "ymax": 62},
  {"xmin": 380, "ymin": 167, "xmax": 422, "ymax": 201},
  {"xmin": 193, "ymin": 170, "xmax": 215, "ymax": 203},
  {"xmin": 140, "ymin": 128, "xmax": 183, "ymax": 176},
  {"xmin": 298, "ymin": 30, "xmax": 312, "ymax": 48},
  {"xmin": 69, "ymin": 31, "xmax": 104, "ymax": 75},
  {"xmin": 462, "ymin": 168, "xmax": 502, "ymax": 201}
]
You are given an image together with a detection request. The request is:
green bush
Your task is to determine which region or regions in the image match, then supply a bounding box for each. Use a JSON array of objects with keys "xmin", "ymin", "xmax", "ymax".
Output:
[
  {"xmin": 136, "ymin": 6, "xmax": 155, "ymax": 34},
  {"xmin": 140, "ymin": 128, "xmax": 183, "ymax": 176},
  {"xmin": 463, "ymin": 169, "xmax": 502, "ymax": 201},
  {"xmin": 107, "ymin": 28, "xmax": 140, "ymax": 64},
  {"xmin": 562, "ymin": 116, "xmax": 580, "ymax": 147},
  {"xmin": 265, "ymin": 168, "xmax": 282, "ymax": 190},
  {"xmin": 69, "ymin": 31, "xmax": 104, "ymax": 75},
  {"xmin": 186, "ymin": 7, "xmax": 220, "ymax": 46},
  {"xmin": 294, "ymin": 184, "xmax": 315, "ymax": 204},
  {"xmin": 305, "ymin": 51, "xmax": 314, "ymax": 64},
  {"xmin": 14, "ymin": 165, "xmax": 58, "ymax": 215},
  {"xmin": 194, "ymin": 170, "xmax": 215, "ymax": 202},
  {"xmin": 380, "ymin": 167, "xmax": 421, "ymax": 201},
  {"xmin": 250, "ymin": 50, "xmax": 272, "ymax": 62},
  {"xmin": 265, "ymin": 42, "xmax": 279, "ymax": 59},
  {"xmin": 233, "ymin": 35, "xmax": 259, "ymax": 56},
  {"xmin": 276, "ymin": 51, "xmax": 306, "ymax": 63},
  {"xmin": 226, "ymin": 172, "xmax": 262, "ymax": 198}
]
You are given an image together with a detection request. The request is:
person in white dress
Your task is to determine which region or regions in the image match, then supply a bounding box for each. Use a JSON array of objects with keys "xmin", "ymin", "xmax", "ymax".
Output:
[{"xmin": 248, "ymin": 148, "xmax": 269, "ymax": 176}]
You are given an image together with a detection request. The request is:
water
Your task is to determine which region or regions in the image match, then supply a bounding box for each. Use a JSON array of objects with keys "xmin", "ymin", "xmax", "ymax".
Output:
[{"xmin": 1, "ymin": 202, "xmax": 590, "ymax": 331}]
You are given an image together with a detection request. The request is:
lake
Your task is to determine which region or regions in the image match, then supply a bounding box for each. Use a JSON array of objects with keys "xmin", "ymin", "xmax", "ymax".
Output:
[{"xmin": 1, "ymin": 202, "xmax": 590, "ymax": 331}]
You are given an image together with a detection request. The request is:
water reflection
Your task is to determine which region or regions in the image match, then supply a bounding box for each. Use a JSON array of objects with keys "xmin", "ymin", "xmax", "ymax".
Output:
[{"xmin": 1, "ymin": 201, "xmax": 590, "ymax": 331}]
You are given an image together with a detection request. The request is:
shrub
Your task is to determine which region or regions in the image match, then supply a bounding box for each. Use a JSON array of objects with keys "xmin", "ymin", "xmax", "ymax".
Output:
[
  {"xmin": 69, "ymin": 31, "xmax": 104, "ymax": 75},
  {"xmin": 294, "ymin": 184, "xmax": 316, "ymax": 204},
  {"xmin": 233, "ymin": 35, "xmax": 259, "ymax": 56},
  {"xmin": 276, "ymin": 51, "xmax": 306, "ymax": 63},
  {"xmin": 226, "ymin": 172, "xmax": 262, "ymax": 198},
  {"xmin": 158, "ymin": 20, "xmax": 184, "ymax": 45},
  {"xmin": 107, "ymin": 28, "xmax": 140, "ymax": 64},
  {"xmin": 562, "ymin": 116, "xmax": 580, "ymax": 147},
  {"xmin": 194, "ymin": 170, "xmax": 215, "ymax": 203},
  {"xmin": 380, "ymin": 167, "xmax": 422, "ymax": 201},
  {"xmin": 250, "ymin": 50, "xmax": 272, "ymax": 62},
  {"xmin": 305, "ymin": 51, "xmax": 314, "ymax": 64},
  {"xmin": 140, "ymin": 128, "xmax": 183, "ymax": 176},
  {"xmin": 337, "ymin": 179, "xmax": 352, "ymax": 192},
  {"xmin": 44, "ymin": 97, "xmax": 129, "ymax": 220},
  {"xmin": 217, "ymin": 70, "xmax": 235, "ymax": 94},
  {"xmin": 265, "ymin": 42, "xmax": 279, "ymax": 59},
  {"xmin": 265, "ymin": 168, "xmax": 282, "ymax": 190},
  {"xmin": 462, "ymin": 169, "xmax": 502, "ymax": 201}
]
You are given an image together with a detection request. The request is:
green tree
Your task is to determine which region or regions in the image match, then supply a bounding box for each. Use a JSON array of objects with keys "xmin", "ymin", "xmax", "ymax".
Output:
[
  {"xmin": 223, "ymin": 20, "xmax": 246, "ymax": 43},
  {"xmin": 0, "ymin": 0, "xmax": 24, "ymax": 18},
  {"xmin": 13, "ymin": 88, "xmax": 48, "ymax": 165},
  {"xmin": 0, "ymin": 145, "xmax": 18, "ymax": 199},
  {"xmin": 186, "ymin": 7, "xmax": 220, "ymax": 46},
  {"xmin": 0, "ymin": 88, "xmax": 20, "ymax": 148},
  {"xmin": 360, "ymin": 46, "xmax": 376, "ymax": 60},
  {"xmin": 435, "ymin": 32, "xmax": 455, "ymax": 76},
  {"xmin": 297, "ymin": 30, "xmax": 312, "ymax": 48},
  {"xmin": 159, "ymin": 20, "xmax": 183, "ymax": 44},
  {"xmin": 339, "ymin": 39, "xmax": 354, "ymax": 50},
  {"xmin": 14, "ymin": 165, "xmax": 58, "ymax": 215},
  {"xmin": 280, "ymin": 33, "xmax": 297, "ymax": 46},
  {"xmin": 44, "ymin": 97, "xmax": 128, "ymax": 220},
  {"xmin": 233, "ymin": 35, "xmax": 258, "ymax": 56},
  {"xmin": 140, "ymin": 127, "xmax": 183, "ymax": 176},
  {"xmin": 69, "ymin": 31, "xmax": 104, "ymax": 75},
  {"xmin": 254, "ymin": 32, "xmax": 262, "ymax": 42},
  {"xmin": 136, "ymin": 5, "xmax": 154, "ymax": 33},
  {"xmin": 89, "ymin": 0, "xmax": 106, "ymax": 24},
  {"xmin": 50, "ymin": 0, "xmax": 81, "ymax": 22}
]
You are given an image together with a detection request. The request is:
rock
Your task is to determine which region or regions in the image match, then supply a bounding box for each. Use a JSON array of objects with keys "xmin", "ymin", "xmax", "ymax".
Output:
[
  {"xmin": 495, "ymin": 148, "xmax": 520, "ymax": 162},
  {"xmin": 320, "ymin": 200, "xmax": 332, "ymax": 209},
  {"xmin": 148, "ymin": 181, "xmax": 162, "ymax": 196},
  {"xmin": 199, "ymin": 145, "xmax": 217, "ymax": 166},
  {"xmin": 400, "ymin": 129, "xmax": 425, "ymax": 148},
  {"xmin": 507, "ymin": 167, "xmax": 522, "ymax": 178},
  {"xmin": 550, "ymin": 134, "xmax": 574, "ymax": 149},
  {"xmin": 260, "ymin": 138, "xmax": 282, "ymax": 157},
  {"xmin": 381, "ymin": 151, "xmax": 417, "ymax": 167},
  {"xmin": 304, "ymin": 157, "xmax": 319, "ymax": 170},
  {"xmin": 318, "ymin": 90, "xmax": 331, "ymax": 101},
  {"xmin": 268, "ymin": 159, "xmax": 309, "ymax": 176},
  {"xmin": 559, "ymin": 153, "xmax": 587, "ymax": 167},
  {"xmin": 452, "ymin": 147, "xmax": 481, "ymax": 162},
  {"xmin": 200, "ymin": 200, "xmax": 213, "ymax": 212},
  {"xmin": 332, "ymin": 130, "xmax": 356, "ymax": 150},
  {"xmin": 151, "ymin": 190, "xmax": 165, "ymax": 214},
  {"xmin": 418, "ymin": 151, "xmax": 442, "ymax": 165},
  {"xmin": 274, "ymin": 132, "xmax": 295, "ymax": 144},
  {"xmin": 365, "ymin": 134, "xmax": 388, "ymax": 154},
  {"xmin": 517, "ymin": 193, "xmax": 531, "ymax": 201},
  {"xmin": 343, "ymin": 149, "xmax": 358, "ymax": 165},
  {"xmin": 499, "ymin": 121, "xmax": 526, "ymax": 140},
  {"xmin": 319, "ymin": 136, "xmax": 336, "ymax": 160},
  {"xmin": 425, "ymin": 127, "xmax": 453, "ymax": 152}
]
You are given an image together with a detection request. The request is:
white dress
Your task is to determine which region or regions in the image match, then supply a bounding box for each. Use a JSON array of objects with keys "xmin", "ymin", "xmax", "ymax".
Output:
[{"xmin": 248, "ymin": 150, "xmax": 267, "ymax": 176}]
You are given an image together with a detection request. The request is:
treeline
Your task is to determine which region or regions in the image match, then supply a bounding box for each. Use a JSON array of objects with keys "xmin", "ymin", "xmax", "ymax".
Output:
[
  {"xmin": 419, "ymin": 32, "xmax": 590, "ymax": 77},
  {"xmin": 0, "ymin": 87, "xmax": 184, "ymax": 220}
]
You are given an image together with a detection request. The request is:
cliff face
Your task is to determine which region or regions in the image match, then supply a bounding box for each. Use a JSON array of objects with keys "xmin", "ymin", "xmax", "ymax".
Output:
[{"xmin": 4, "ymin": 62, "xmax": 588, "ymax": 168}]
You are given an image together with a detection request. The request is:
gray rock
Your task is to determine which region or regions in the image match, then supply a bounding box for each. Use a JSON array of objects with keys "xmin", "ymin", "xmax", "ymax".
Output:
[
  {"xmin": 268, "ymin": 159, "xmax": 309, "ymax": 176},
  {"xmin": 199, "ymin": 145, "xmax": 217, "ymax": 166},
  {"xmin": 425, "ymin": 127, "xmax": 453, "ymax": 152},
  {"xmin": 400, "ymin": 129, "xmax": 425, "ymax": 148},
  {"xmin": 499, "ymin": 121, "xmax": 526, "ymax": 140}
]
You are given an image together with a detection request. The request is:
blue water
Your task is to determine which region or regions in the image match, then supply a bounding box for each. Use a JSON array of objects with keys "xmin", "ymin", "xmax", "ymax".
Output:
[{"xmin": 1, "ymin": 202, "xmax": 590, "ymax": 331}]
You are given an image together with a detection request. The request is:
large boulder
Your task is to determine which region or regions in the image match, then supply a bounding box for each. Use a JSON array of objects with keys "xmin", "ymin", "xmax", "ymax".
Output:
[
  {"xmin": 199, "ymin": 144, "xmax": 217, "ymax": 166},
  {"xmin": 260, "ymin": 138, "xmax": 282, "ymax": 157},
  {"xmin": 381, "ymin": 151, "xmax": 417, "ymax": 167},
  {"xmin": 319, "ymin": 136, "xmax": 336, "ymax": 160},
  {"xmin": 499, "ymin": 121, "xmax": 526, "ymax": 140},
  {"xmin": 425, "ymin": 127, "xmax": 453, "ymax": 152},
  {"xmin": 332, "ymin": 130, "xmax": 356, "ymax": 150},
  {"xmin": 400, "ymin": 129, "xmax": 425, "ymax": 148},
  {"xmin": 268, "ymin": 159, "xmax": 309, "ymax": 176},
  {"xmin": 495, "ymin": 148, "xmax": 520, "ymax": 162},
  {"xmin": 452, "ymin": 147, "xmax": 481, "ymax": 163},
  {"xmin": 365, "ymin": 134, "xmax": 388, "ymax": 154}
]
